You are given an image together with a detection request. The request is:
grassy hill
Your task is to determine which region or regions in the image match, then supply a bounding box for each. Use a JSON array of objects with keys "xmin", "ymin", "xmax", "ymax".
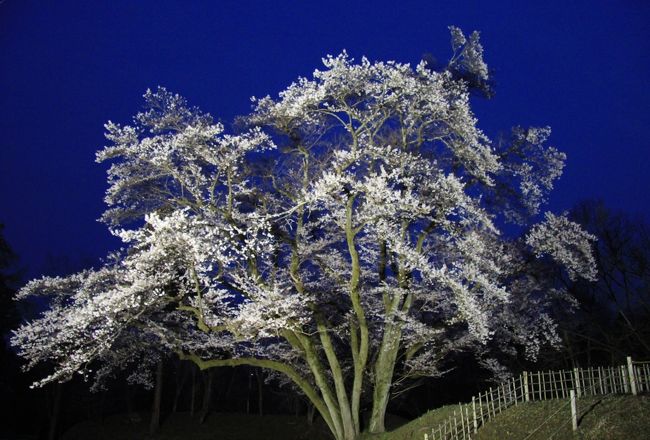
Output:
[
  {"xmin": 473, "ymin": 395, "xmax": 650, "ymax": 440},
  {"xmin": 376, "ymin": 395, "xmax": 650, "ymax": 440}
]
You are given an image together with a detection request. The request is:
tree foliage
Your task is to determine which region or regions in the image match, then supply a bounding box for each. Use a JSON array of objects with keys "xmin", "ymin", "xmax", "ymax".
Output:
[{"xmin": 12, "ymin": 27, "xmax": 596, "ymax": 439}]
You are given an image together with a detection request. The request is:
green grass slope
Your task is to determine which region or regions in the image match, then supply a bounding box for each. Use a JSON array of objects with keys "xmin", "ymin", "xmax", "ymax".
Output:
[
  {"xmin": 474, "ymin": 395, "xmax": 650, "ymax": 440},
  {"xmin": 369, "ymin": 395, "xmax": 650, "ymax": 440},
  {"xmin": 360, "ymin": 404, "xmax": 463, "ymax": 440}
]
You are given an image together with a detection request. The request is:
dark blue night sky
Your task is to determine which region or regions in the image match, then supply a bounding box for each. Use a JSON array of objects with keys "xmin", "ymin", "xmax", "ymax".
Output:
[{"xmin": 1, "ymin": 1, "xmax": 649, "ymax": 279}]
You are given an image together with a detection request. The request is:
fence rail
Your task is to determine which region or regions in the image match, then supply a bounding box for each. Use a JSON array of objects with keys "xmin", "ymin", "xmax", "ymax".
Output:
[{"xmin": 423, "ymin": 356, "xmax": 649, "ymax": 440}]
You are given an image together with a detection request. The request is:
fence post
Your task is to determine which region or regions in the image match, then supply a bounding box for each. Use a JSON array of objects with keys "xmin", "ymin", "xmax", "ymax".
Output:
[
  {"xmin": 597, "ymin": 367, "xmax": 603, "ymax": 394},
  {"xmin": 573, "ymin": 367, "xmax": 582, "ymax": 397},
  {"xmin": 472, "ymin": 396, "xmax": 477, "ymax": 433},
  {"xmin": 523, "ymin": 372, "xmax": 530, "ymax": 402},
  {"xmin": 496, "ymin": 386, "xmax": 502, "ymax": 413},
  {"xmin": 621, "ymin": 365, "xmax": 628, "ymax": 393},
  {"xmin": 570, "ymin": 389, "xmax": 577, "ymax": 431},
  {"xmin": 627, "ymin": 356, "xmax": 638, "ymax": 396},
  {"xmin": 459, "ymin": 403, "xmax": 466, "ymax": 440},
  {"xmin": 489, "ymin": 387, "xmax": 495, "ymax": 417}
]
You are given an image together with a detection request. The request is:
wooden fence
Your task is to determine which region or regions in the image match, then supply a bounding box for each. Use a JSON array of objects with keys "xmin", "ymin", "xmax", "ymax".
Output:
[{"xmin": 423, "ymin": 356, "xmax": 650, "ymax": 440}]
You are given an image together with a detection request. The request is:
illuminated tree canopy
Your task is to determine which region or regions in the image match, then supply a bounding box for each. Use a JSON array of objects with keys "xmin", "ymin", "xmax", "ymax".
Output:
[{"xmin": 12, "ymin": 27, "xmax": 596, "ymax": 440}]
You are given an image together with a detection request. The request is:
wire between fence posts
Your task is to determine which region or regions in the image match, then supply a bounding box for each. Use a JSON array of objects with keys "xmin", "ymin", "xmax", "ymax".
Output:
[
  {"xmin": 627, "ymin": 356, "xmax": 638, "ymax": 395},
  {"xmin": 569, "ymin": 389, "xmax": 577, "ymax": 431}
]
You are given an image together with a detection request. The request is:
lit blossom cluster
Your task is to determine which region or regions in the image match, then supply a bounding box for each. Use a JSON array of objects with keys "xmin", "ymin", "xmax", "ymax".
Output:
[{"xmin": 526, "ymin": 212, "xmax": 598, "ymax": 281}]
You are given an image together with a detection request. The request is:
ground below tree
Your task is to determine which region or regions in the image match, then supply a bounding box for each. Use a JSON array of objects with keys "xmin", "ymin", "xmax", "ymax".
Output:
[{"xmin": 61, "ymin": 412, "xmax": 332, "ymax": 440}]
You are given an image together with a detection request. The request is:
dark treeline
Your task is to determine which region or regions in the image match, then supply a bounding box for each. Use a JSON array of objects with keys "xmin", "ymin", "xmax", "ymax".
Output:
[
  {"xmin": 557, "ymin": 201, "xmax": 650, "ymax": 366},
  {"xmin": 1, "ymin": 357, "xmax": 322, "ymax": 439},
  {"xmin": 0, "ymin": 354, "xmax": 496, "ymax": 439}
]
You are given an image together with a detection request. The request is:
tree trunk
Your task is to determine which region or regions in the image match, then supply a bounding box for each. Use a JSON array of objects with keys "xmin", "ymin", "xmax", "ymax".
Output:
[
  {"xmin": 256, "ymin": 369, "xmax": 264, "ymax": 416},
  {"xmin": 246, "ymin": 369, "xmax": 252, "ymax": 414},
  {"xmin": 368, "ymin": 323, "xmax": 402, "ymax": 433},
  {"xmin": 190, "ymin": 365, "xmax": 196, "ymax": 416},
  {"xmin": 307, "ymin": 402, "xmax": 316, "ymax": 426},
  {"xmin": 172, "ymin": 360, "xmax": 188, "ymax": 413},
  {"xmin": 126, "ymin": 384, "xmax": 141, "ymax": 424},
  {"xmin": 48, "ymin": 382, "xmax": 62, "ymax": 440},
  {"xmin": 99, "ymin": 390, "xmax": 107, "ymax": 423},
  {"xmin": 199, "ymin": 370, "xmax": 213, "ymax": 424},
  {"xmin": 564, "ymin": 330, "xmax": 577, "ymax": 368},
  {"xmin": 149, "ymin": 360, "xmax": 164, "ymax": 435}
]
